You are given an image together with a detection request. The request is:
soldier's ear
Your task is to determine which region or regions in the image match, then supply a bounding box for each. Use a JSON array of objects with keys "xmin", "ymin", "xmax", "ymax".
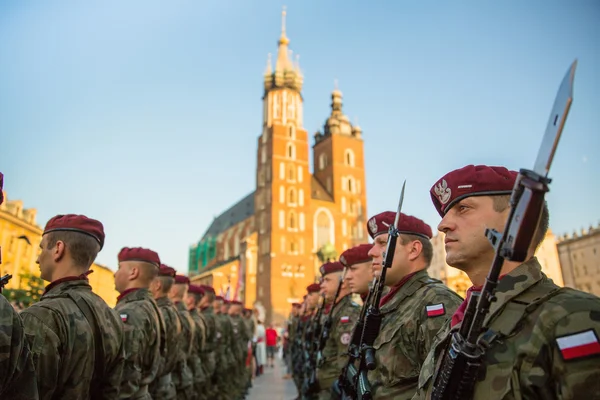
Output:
[
  {"xmin": 129, "ymin": 265, "xmax": 140, "ymax": 280},
  {"xmin": 407, "ymin": 240, "xmax": 422, "ymax": 262},
  {"xmin": 54, "ymin": 240, "xmax": 67, "ymax": 262}
]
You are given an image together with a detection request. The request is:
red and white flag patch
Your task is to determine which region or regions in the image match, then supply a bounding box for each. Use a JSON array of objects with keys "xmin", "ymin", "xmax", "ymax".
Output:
[
  {"xmin": 556, "ymin": 330, "xmax": 600, "ymax": 360},
  {"xmin": 426, "ymin": 303, "xmax": 445, "ymax": 317},
  {"xmin": 340, "ymin": 316, "xmax": 350, "ymax": 324},
  {"xmin": 120, "ymin": 313, "xmax": 128, "ymax": 322}
]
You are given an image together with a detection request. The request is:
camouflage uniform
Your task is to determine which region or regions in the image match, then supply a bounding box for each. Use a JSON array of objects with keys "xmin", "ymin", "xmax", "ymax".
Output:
[
  {"xmin": 230, "ymin": 313, "xmax": 251, "ymax": 397},
  {"xmin": 317, "ymin": 294, "xmax": 361, "ymax": 399},
  {"xmin": 216, "ymin": 312, "xmax": 237, "ymax": 398},
  {"xmin": 150, "ymin": 296, "xmax": 182, "ymax": 399},
  {"xmin": 201, "ymin": 306, "xmax": 218, "ymax": 398},
  {"xmin": 0, "ymin": 294, "xmax": 38, "ymax": 400},
  {"xmin": 173, "ymin": 301, "xmax": 196, "ymax": 399},
  {"xmin": 415, "ymin": 257, "xmax": 600, "ymax": 399},
  {"xmin": 21, "ymin": 278, "xmax": 125, "ymax": 399},
  {"xmin": 115, "ymin": 288, "xmax": 163, "ymax": 399},
  {"xmin": 189, "ymin": 308, "xmax": 208, "ymax": 398},
  {"xmin": 369, "ymin": 270, "xmax": 462, "ymax": 400}
]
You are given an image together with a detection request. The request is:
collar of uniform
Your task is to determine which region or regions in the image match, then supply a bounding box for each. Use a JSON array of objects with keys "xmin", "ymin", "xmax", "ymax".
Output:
[
  {"xmin": 155, "ymin": 296, "xmax": 173, "ymax": 307},
  {"xmin": 116, "ymin": 287, "xmax": 151, "ymax": 304},
  {"xmin": 330, "ymin": 293, "xmax": 354, "ymax": 318},
  {"xmin": 43, "ymin": 275, "xmax": 91, "ymax": 296},
  {"xmin": 483, "ymin": 257, "xmax": 544, "ymax": 327},
  {"xmin": 174, "ymin": 301, "xmax": 187, "ymax": 311},
  {"xmin": 380, "ymin": 269, "xmax": 431, "ymax": 313}
]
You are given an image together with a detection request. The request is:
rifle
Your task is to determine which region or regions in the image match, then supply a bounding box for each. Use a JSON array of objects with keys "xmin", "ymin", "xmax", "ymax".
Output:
[
  {"xmin": 333, "ymin": 276, "xmax": 377, "ymax": 400},
  {"xmin": 431, "ymin": 60, "xmax": 577, "ymax": 400},
  {"xmin": 302, "ymin": 293, "xmax": 326, "ymax": 396},
  {"xmin": 336, "ymin": 182, "xmax": 407, "ymax": 400},
  {"xmin": 0, "ymin": 273, "xmax": 12, "ymax": 293}
]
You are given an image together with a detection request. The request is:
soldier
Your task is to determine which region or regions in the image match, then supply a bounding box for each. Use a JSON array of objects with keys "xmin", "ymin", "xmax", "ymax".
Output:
[
  {"xmin": 185, "ymin": 284, "xmax": 208, "ymax": 398},
  {"xmin": 149, "ymin": 264, "xmax": 183, "ymax": 399},
  {"xmin": 114, "ymin": 247, "xmax": 165, "ymax": 399},
  {"xmin": 365, "ymin": 211, "xmax": 462, "ymax": 399},
  {"xmin": 20, "ymin": 214, "xmax": 125, "ymax": 399},
  {"xmin": 316, "ymin": 262, "xmax": 361, "ymax": 399},
  {"xmin": 292, "ymin": 285, "xmax": 321, "ymax": 397},
  {"xmin": 0, "ymin": 171, "xmax": 38, "ymax": 400},
  {"xmin": 169, "ymin": 275, "xmax": 196, "ymax": 399},
  {"xmin": 415, "ymin": 165, "xmax": 600, "ymax": 399},
  {"xmin": 198, "ymin": 285, "xmax": 218, "ymax": 399},
  {"xmin": 341, "ymin": 243, "xmax": 374, "ymax": 301},
  {"xmin": 229, "ymin": 300, "xmax": 252, "ymax": 398},
  {"xmin": 284, "ymin": 303, "xmax": 301, "ymax": 379}
]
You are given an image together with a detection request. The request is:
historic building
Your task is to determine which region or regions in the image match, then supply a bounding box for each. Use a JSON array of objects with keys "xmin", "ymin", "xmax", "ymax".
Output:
[
  {"xmin": 189, "ymin": 10, "xmax": 368, "ymax": 323},
  {"xmin": 557, "ymin": 223, "xmax": 600, "ymax": 296},
  {"xmin": 430, "ymin": 229, "xmax": 565, "ymax": 297},
  {"xmin": 88, "ymin": 262, "xmax": 120, "ymax": 308}
]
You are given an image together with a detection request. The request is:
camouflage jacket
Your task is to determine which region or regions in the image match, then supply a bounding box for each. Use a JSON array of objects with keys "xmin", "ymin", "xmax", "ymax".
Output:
[
  {"xmin": 217, "ymin": 312, "xmax": 236, "ymax": 367},
  {"xmin": 149, "ymin": 296, "xmax": 182, "ymax": 399},
  {"xmin": 172, "ymin": 301, "xmax": 195, "ymax": 391},
  {"xmin": 21, "ymin": 278, "xmax": 125, "ymax": 400},
  {"xmin": 200, "ymin": 306, "xmax": 217, "ymax": 353},
  {"xmin": 370, "ymin": 269, "xmax": 462, "ymax": 400},
  {"xmin": 0, "ymin": 294, "xmax": 38, "ymax": 400},
  {"xmin": 189, "ymin": 308, "xmax": 207, "ymax": 384},
  {"xmin": 115, "ymin": 288, "xmax": 163, "ymax": 399},
  {"xmin": 414, "ymin": 257, "xmax": 600, "ymax": 399},
  {"xmin": 316, "ymin": 294, "xmax": 361, "ymax": 390},
  {"xmin": 230, "ymin": 314, "xmax": 250, "ymax": 363}
]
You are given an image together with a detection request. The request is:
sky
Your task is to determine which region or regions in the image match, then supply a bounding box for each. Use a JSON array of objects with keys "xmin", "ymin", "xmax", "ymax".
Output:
[{"xmin": 1, "ymin": 1, "xmax": 598, "ymax": 274}]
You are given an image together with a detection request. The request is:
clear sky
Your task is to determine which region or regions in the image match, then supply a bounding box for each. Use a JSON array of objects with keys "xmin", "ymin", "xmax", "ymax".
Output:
[{"xmin": 1, "ymin": 1, "xmax": 598, "ymax": 273}]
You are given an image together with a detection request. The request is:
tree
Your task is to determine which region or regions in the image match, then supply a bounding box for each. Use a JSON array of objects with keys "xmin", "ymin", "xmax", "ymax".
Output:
[{"xmin": 2, "ymin": 272, "xmax": 45, "ymax": 308}]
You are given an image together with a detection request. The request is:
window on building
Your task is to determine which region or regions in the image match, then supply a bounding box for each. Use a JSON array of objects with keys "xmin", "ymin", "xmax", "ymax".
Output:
[
  {"xmin": 261, "ymin": 147, "xmax": 267, "ymax": 164},
  {"xmin": 290, "ymin": 241, "xmax": 297, "ymax": 254},
  {"xmin": 287, "ymin": 143, "xmax": 296, "ymax": 159},
  {"xmin": 319, "ymin": 153, "xmax": 327, "ymax": 170},
  {"xmin": 289, "ymin": 211, "xmax": 297, "ymax": 229},
  {"xmin": 288, "ymin": 125, "xmax": 296, "ymax": 139},
  {"xmin": 288, "ymin": 164, "xmax": 296, "ymax": 181},
  {"xmin": 344, "ymin": 149, "xmax": 355, "ymax": 167},
  {"xmin": 288, "ymin": 187, "xmax": 296, "ymax": 205}
]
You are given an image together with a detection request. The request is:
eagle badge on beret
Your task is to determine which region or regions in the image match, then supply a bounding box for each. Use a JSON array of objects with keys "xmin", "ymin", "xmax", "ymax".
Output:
[
  {"xmin": 340, "ymin": 255, "xmax": 347, "ymax": 266},
  {"xmin": 368, "ymin": 217, "xmax": 378, "ymax": 235},
  {"xmin": 434, "ymin": 179, "xmax": 451, "ymax": 205}
]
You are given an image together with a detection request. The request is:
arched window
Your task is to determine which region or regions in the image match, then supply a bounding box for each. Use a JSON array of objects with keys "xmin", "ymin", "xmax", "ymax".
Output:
[
  {"xmin": 287, "ymin": 143, "xmax": 296, "ymax": 159},
  {"xmin": 288, "ymin": 164, "xmax": 296, "ymax": 181},
  {"xmin": 288, "ymin": 187, "xmax": 296, "ymax": 204},
  {"xmin": 344, "ymin": 149, "xmax": 355, "ymax": 167},
  {"xmin": 289, "ymin": 211, "xmax": 297, "ymax": 229},
  {"xmin": 319, "ymin": 153, "xmax": 327, "ymax": 170},
  {"xmin": 288, "ymin": 125, "xmax": 296, "ymax": 139}
]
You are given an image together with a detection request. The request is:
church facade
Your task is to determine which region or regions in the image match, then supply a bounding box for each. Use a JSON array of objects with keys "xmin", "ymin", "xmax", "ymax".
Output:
[{"xmin": 188, "ymin": 10, "xmax": 368, "ymax": 323}]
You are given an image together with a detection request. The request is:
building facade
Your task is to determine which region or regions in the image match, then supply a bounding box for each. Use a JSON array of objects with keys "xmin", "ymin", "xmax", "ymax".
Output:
[
  {"xmin": 557, "ymin": 224, "xmax": 600, "ymax": 296},
  {"xmin": 189, "ymin": 10, "xmax": 368, "ymax": 323},
  {"xmin": 88, "ymin": 262, "xmax": 120, "ymax": 308},
  {"xmin": 430, "ymin": 229, "xmax": 565, "ymax": 297}
]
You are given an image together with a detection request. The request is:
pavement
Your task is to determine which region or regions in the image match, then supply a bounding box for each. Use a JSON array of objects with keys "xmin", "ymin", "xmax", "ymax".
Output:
[{"xmin": 247, "ymin": 356, "xmax": 298, "ymax": 400}]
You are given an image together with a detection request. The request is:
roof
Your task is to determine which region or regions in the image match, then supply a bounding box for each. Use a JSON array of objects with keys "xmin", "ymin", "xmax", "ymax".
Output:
[
  {"xmin": 200, "ymin": 192, "xmax": 255, "ymax": 241},
  {"xmin": 311, "ymin": 176, "xmax": 334, "ymax": 202}
]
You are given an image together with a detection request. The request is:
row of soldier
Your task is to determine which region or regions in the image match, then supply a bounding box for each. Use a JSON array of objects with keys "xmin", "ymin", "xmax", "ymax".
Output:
[
  {"xmin": 286, "ymin": 164, "xmax": 600, "ymax": 400},
  {"xmin": 0, "ymin": 173, "xmax": 255, "ymax": 400}
]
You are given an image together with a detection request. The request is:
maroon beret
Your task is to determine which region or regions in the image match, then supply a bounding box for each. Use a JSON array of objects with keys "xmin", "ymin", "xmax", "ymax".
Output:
[
  {"xmin": 340, "ymin": 244, "xmax": 372, "ymax": 267},
  {"xmin": 320, "ymin": 261, "xmax": 344, "ymax": 276},
  {"xmin": 431, "ymin": 165, "xmax": 517, "ymax": 217},
  {"xmin": 367, "ymin": 211, "xmax": 433, "ymax": 239},
  {"xmin": 215, "ymin": 295, "xmax": 224, "ymax": 301},
  {"xmin": 292, "ymin": 302, "xmax": 301, "ymax": 308},
  {"xmin": 0, "ymin": 172, "xmax": 4, "ymax": 206},
  {"xmin": 44, "ymin": 214, "xmax": 105, "ymax": 250},
  {"xmin": 306, "ymin": 283, "xmax": 321, "ymax": 293},
  {"xmin": 223, "ymin": 300, "xmax": 231, "ymax": 305},
  {"xmin": 200, "ymin": 285, "xmax": 215, "ymax": 294},
  {"xmin": 118, "ymin": 247, "xmax": 160, "ymax": 267},
  {"xmin": 231, "ymin": 300, "xmax": 243, "ymax": 306},
  {"xmin": 158, "ymin": 264, "xmax": 176, "ymax": 278},
  {"xmin": 188, "ymin": 284, "xmax": 204, "ymax": 295},
  {"xmin": 174, "ymin": 275, "xmax": 190, "ymax": 285}
]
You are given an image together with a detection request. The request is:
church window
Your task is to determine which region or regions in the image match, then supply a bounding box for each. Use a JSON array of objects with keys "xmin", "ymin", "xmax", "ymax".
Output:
[
  {"xmin": 346, "ymin": 176, "xmax": 355, "ymax": 193},
  {"xmin": 280, "ymin": 163, "xmax": 285, "ymax": 180},
  {"xmin": 299, "ymin": 212, "xmax": 305, "ymax": 231},
  {"xmin": 261, "ymin": 147, "xmax": 267, "ymax": 164},
  {"xmin": 290, "ymin": 241, "xmax": 297, "ymax": 254},
  {"xmin": 288, "ymin": 187, "xmax": 296, "ymax": 205},
  {"xmin": 319, "ymin": 153, "xmax": 327, "ymax": 170},
  {"xmin": 299, "ymin": 189, "xmax": 304, "ymax": 206},
  {"xmin": 326, "ymin": 177, "xmax": 332, "ymax": 192},
  {"xmin": 280, "ymin": 186, "xmax": 285, "ymax": 203},
  {"xmin": 233, "ymin": 233, "xmax": 240, "ymax": 256},
  {"xmin": 287, "ymin": 143, "xmax": 296, "ymax": 160},
  {"xmin": 273, "ymin": 93, "xmax": 280, "ymax": 119},
  {"xmin": 288, "ymin": 164, "xmax": 296, "ymax": 181},
  {"xmin": 288, "ymin": 95, "xmax": 296, "ymax": 121},
  {"xmin": 279, "ymin": 210, "xmax": 285, "ymax": 228},
  {"xmin": 315, "ymin": 210, "xmax": 334, "ymax": 249},
  {"xmin": 341, "ymin": 197, "xmax": 347, "ymax": 213},
  {"xmin": 357, "ymin": 200, "xmax": 362, "ymax": 216},
  {"xmin": 224, "ymin": 241, "xmax": 230, "ymax": 260},
  {"xmin": 288, "ymin": 124, "xmax": 296, "ymax": 139},
  {"xmin": 345, "ymin": 149, "xmax": 355, "ymax": 167},
  {"xmin": 298, "ymin": 166, "xmax": 303, "ymax": 182},
  {"xmin": 289, "ymin": 211, "xmax": 297, "ymax": 229}
]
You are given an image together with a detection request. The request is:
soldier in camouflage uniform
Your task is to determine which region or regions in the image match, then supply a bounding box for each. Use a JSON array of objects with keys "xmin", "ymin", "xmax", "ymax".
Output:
[
  {"xmin": 218, "ymin": 299, "xmax": 238, "ymax": 398},
  {"xmin": 0, "ymin": 171, "xmax": 39, "ymax": 400},
  {"xmin": 316, "ymin": 262, "xmax": 361, "ymax": 400},
  {"xmin": 114, "ymin": 246, "xmax": 165, "ymax": 399},
  {"xmin": 342, "ymin": 244, "xmax": 373, "ymax": 302},
  {"xmin": 169, "ymin": 275, "xmax": 196, "ymax": 400},
  {"xmin": 149, "ymin": 264, "xmax": 183, "ymax": 399},
  {"xmin": 284, "ymin": 303, "xmax": 301, "ymax": 379},
  {"xmin": 198, "ymin": 285, "xmax": 218, "ymax": 399},
  {"xmin": 242, "ymin": 308, "xmax": 256, "ymax": 388},
  {"xmin": 229, "ymin": 300, "xmax": 252, "ymax": 398},
  {"xmin": 186, "ymin": 284, "xmax": 208, "ymax": 399},
  {"xmin": 20, "ymin": 214, "xmax": 125, "ymax": 399},
  {"xmin": 293, "ymin": 285, "xmax": 320, "ymax": 397},
  {"xmin": 365, "ymin": 211, "xmax": 462, "ymax": 399},
  {"xmin": 211, "ymin": 295, "xmax": 230, "ymax": 399},
  {"xmin": 415, "ymin": 165, "xmax": 600, "ymax": 399}
]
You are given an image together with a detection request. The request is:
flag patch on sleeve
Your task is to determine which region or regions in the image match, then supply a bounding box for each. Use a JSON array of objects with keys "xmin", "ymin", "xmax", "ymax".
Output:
[
  {"xmin": 120, "ymin": 313, "xmax": 128, "ymax": 322},
  {"xmin": 556, "ymin": 330, "xmax": 600, "ymax": 360},
  {"xmin": 340, "ymin": 316, "xmax": 350, "ymax": 324},
  {"xmin": 426, "ymin": 303, "xmax": 445, "ymax": 317}
]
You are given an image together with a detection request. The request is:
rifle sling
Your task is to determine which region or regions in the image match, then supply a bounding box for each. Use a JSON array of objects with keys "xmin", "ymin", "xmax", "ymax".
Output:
[{"xmin": 66, "ymin": 292, "xmax": 105, "ymax": 399}]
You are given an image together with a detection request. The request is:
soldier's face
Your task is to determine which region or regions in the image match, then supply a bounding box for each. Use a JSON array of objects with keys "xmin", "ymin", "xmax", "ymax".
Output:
[
  {"xmin": 369, "ymin": 234, "xmax": 390, "ymax": 277},
  {"xmin": 437, "ymin": 196, "xmax": 509, "ymax": 272},
  {"xmin": 307, "ymin": 292, "xmax": 319, "ymax": 308},
  {"xmin": 320, "ymin": 273, "xmax": 340, "ymax": 300},
  {"xmin": 345, "ymin": 261, "xmax": 373, "ymax": 295},
  {"xmin": 37, "ymin": 236, "xmax": 55, "ymax": 281}
]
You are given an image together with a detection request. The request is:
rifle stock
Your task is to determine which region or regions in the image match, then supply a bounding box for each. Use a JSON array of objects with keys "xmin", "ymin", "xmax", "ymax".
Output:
[{"xmin": 0, "ymin": 273, "xmax": 12, "ymax": 294}]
